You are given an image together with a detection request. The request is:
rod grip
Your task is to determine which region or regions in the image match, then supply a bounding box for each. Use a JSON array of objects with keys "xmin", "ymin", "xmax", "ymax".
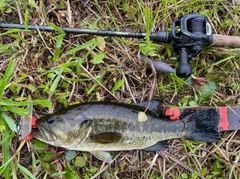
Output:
[{"xmin": 212, "ymin": 34, "xmax": 240, "ymax": 48}]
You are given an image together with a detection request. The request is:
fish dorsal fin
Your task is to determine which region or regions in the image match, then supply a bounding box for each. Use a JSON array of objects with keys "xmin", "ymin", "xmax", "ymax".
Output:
[
  {"xmin": 136, "ymin": 99, "xmax": 162, "ymax": 116},
  {"xmin": 91, "ymin": 150, "xmax": 113, "ymax": 163},
  {"xmin": 89, "ymin": 132, "xmax": 122, "ymax": 144},
  {"xmin": 143, "ymin": 140, "xmax": 168, "ymax": 151}
]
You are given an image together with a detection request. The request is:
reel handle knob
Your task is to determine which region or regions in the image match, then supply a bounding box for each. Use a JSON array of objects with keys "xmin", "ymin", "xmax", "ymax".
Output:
[{"xmin": 176, "ymin": 48, "xmax": 192, "ymax": 78}]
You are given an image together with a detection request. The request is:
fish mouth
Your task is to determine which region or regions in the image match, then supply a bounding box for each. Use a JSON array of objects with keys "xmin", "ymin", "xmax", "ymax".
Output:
[
  {"xmin": 31, "ymin": 128, "xmax": 44, "ymax": 139},
  {"xmin": 31, "ymin": 125, "xmax": 56, "ymax": 142}
]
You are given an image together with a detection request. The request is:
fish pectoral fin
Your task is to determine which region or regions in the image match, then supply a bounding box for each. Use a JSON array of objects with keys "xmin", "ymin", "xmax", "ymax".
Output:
[
  {"xmin": 91, "ymin": 150, "xmax": 113, "ymax": 164},
  {"xmin": 89, "ymin": 132, "xmax": 122, "ymax": 144},
  {"xmin": 143, "ymin": 140, "xmax": 168, "ymax": 152}
]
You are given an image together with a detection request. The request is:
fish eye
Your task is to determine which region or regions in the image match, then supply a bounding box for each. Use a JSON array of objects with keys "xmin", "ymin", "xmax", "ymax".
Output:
[{"xmin": 47, "ymin": 116, "xmax": 55, "ymax": 124}]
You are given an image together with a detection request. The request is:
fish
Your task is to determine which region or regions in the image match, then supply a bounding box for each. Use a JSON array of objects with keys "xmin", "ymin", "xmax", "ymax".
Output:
[{"xmin": 31, "ymin": 101, "xmax": 220, "ymax": 163}]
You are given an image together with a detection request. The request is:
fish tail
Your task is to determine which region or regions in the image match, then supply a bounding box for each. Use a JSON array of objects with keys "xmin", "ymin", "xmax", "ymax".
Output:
[{"xmin": 184, "ymin": 109, "xmax": 220, "ymax": 142}]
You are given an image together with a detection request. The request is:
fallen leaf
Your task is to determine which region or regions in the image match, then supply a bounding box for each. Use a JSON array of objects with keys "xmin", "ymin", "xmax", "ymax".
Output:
[
  {"xmin": 92, "ymin": 52, "xmax": 104, "ymax": 64},
  {"xmin": 138, "ymin": 111, "xmax": 148, "ymax": 122},
  {"xmin": 74, "ymin": 156, "xmax": 87, "ymax": 167},
  {"xmin": 96, "ymin": 37, "xmax": 105, "ymax": 51}
]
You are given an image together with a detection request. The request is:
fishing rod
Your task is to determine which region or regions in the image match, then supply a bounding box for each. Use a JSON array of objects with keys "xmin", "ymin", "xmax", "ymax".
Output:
[{"xmin": 1, "ymin": 14, "xmax": 240, "ymax": 78}]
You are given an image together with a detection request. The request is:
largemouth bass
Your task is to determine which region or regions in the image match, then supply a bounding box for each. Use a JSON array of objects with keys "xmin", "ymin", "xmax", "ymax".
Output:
[{"xmin": 31, "ymin": 101, "xmax": 220, "ymax": 163}]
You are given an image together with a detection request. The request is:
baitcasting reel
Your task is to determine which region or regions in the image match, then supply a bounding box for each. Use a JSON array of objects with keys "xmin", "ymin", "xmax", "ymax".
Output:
[
  {"xmin": 150, "ymin": 14, "xmax": 213, "ymax": 78},
  {"xmin": 171, "ymin": 14, "xmax": 213, "ymax": 78}
]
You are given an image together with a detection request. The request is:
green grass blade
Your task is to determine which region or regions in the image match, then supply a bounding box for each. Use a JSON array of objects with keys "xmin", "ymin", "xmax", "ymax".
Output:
[
  {"xmin": 53, "ymin": 34, "xmax": 65, "ymax": 62},
  {"xmin": 0, "ymin": 156, "xmax": 14, "ymax": 176},
  {"xmin": 145, "ymin": 7, "xmax": 151, "ymax": 43},
  {"xmin": 66, "ymin": 39, "xmax": 96, "ymax": 55},
  {"xmin": 11, "ymin": 161, "xmax": 18, "ymax": 179},
  {"xmin": 36, "ymin": 27, "xmax": 54, "ymax": 55},
  {"xmin": 92, "ymin": 52, "xmax": 104, "ymax": 64},
  {"xmin": 0, "ymin": 44, "xmax": 11, "ymax": 50},
  {"xmin": 24, "ymin": 9, "xmax": 29, "ymax": 30},
  {"xmin": 85, "ymin": 73, "xmax": 105, "ymax": 96},
  {"xmin": 0, "ymin": 114, "xmax": 11, "ymax": 179},
  {"xmin": 0, "ymin": 100, "xmax": 28, "ymax": 106},
  {"xmin": 0, "ymin": 29, "xmax": 24, "ymax": 37},
  {"xmin": 48, "ymin": 23, "xmax": 65, "ymax": 34},
  {"xmin": 4, "ymin": 106, "xmax": 28, "ymax": 116},
  {"xmin": 86, "ymin": 83, "xmax": 98, "ymax": 96},
  {"xmin": 32, "ymin": 99, "xmax": 52, "ymax": 108},
  {"xmin": 2, "ymin": 110, "xmax": 16, "ymax": 132},
  {"xmin": 31, "ymin": 152, "xmax": 37, "ymax": 172},
  {"xmin": 76, "ymin": 57, "xmax": 84, "ymax": 74},
  {"xmin": 0, "ymin": 140, "xmax": 26, "ymax": 177},
  {"xmin": 0, "ymin": 59, "xmax": 16, "ymax": 98},
  {"xmin": 111, "ymin": 79, "xmax": 125, "ymax": 92},
  {"xmin": 17, "ymin": 164, "xmax": 37, "ymax": 179},
  {"xmin": 50, "ymin": 68, "xmax": 64, "ymax": 93},
  {"xmin": 28, "ymin": 0, "xmax": 38, "ymax": 9},
  {"xmin": 0, "ymin": 132, "xmax": 15, "ymax": 145},
  {"xmin": 211, "ymin": 56, "xmax": 236, "ymax": 66},
  {"xmin": 139, "ymin": 7, "xmax": 159, "ymax": 56}
]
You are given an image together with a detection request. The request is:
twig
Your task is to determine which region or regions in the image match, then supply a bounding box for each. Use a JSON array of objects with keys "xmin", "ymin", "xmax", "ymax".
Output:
[
  {"xmin": 80, "ymin": 65, "xmax": 119, "ymax": 100},
  {"xmin": 90, "ymin": 152, "xmax": 121, "ymax": 179}
]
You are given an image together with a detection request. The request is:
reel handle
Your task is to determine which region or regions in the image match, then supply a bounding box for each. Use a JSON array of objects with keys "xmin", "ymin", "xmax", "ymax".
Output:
[{"xmin": 176, "ymin": 48, "xmax": 192, "ymax": 79}]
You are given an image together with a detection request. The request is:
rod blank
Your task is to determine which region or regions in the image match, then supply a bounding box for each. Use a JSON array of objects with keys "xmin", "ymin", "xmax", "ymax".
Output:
[
  {"xmin": 0, "ymin": 23, "xmax": 174, "ymax": 43},
  {"xmin": 0, "ymin": 23, "xmax": 146, "ymax": 39}
]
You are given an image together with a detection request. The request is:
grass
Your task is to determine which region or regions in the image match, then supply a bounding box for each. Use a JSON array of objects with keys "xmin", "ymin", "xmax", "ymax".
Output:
[{"xmin": 0, "ymin": 0, "xmax": 240, "ymax": 178}]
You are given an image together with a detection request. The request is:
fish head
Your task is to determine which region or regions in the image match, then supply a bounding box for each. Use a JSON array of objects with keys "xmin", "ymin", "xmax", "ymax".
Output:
[{"xmin": 32, "ymin": 113, "xmax": 91, "ymax": 147}]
